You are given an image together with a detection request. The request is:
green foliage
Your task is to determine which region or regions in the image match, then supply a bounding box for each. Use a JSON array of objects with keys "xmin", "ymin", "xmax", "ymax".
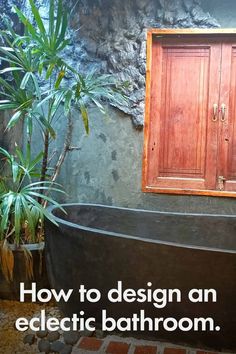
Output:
[
  {"xmin": 0, "ymin": 0, "xmax": 127, "ymax": 282},
  {"xmin": 0, "ymin": 144, "xmax": 51, "ymax": 284},
  {"xmin": 0, "ymin": 0, "xmax": 127, "ymax": 139},
  {"xmin": 0, "ymin": 146, "xmax": 64, "ymax": 245},
  {"xmin": 13, "ymin": 0, "xmax": 69, "ymax": 76},
  {"xmin": 0, "ymin": 0, "xmax": 127, "ymax": 279},
  {"xmin": 0, "ymin": 145, "xmax": 65, "ymax": 281}
]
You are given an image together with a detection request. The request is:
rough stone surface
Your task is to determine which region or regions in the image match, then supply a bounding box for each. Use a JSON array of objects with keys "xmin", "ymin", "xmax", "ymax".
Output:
[
  {"xmin": 60, "ymin": 344, "xmax": 73, "ymax": 354},
  {"xmin": 0, "ymin": 0, "xmax": 25, "ymax": 30},
  {"xmin": 38, "ymin": 338, "xmax": 51, "ymax": 353},
  {"xmin": 12, "ymin": 0, "xmax": 219, "ymax": 127},
  {"xmin": 23, "ymin": 333, "xmax": 36, "ymax": 345},
  {"xmin": 50, "ymin": 340, "xmax": 65, "ymax": 352},
  {"xmin": 78, "ymin": 329, "xmax": 94, "ymax": 338},
  {"xmin": 37, "ymin": 329, "xmax": 49, "ymax": 338},
  {"xmin": 63, "ymin": 331, "xmax": 80, "ymax": 345},
  {"xmin": 48, "ymin": 330, "xmax": 61, "ymax": 342},
  {"xmin": 64, "ymin": 0, "xmax": 219, "ymax": 126},
  {"xmin": 0, "ymin": 300, "xmax": 62, "ymax": 353}
]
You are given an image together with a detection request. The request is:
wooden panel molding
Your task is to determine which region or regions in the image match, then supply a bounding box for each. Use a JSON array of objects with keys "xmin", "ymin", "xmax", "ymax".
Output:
[{"xmin": 142, "ymin": 29, "xmax": 236, "ymax": 197}]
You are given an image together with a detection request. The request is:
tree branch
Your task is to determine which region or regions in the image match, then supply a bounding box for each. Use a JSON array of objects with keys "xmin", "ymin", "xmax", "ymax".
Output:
[{"xmin": 51, "ymin": 111, "xmax": 73, "ymax": 183}]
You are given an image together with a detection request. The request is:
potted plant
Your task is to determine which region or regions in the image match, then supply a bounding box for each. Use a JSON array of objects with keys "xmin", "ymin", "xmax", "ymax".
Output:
[
  {"xmin": 0, "ymin": 145, "xmax": 64, "ymax": 299},
  {"xmin": 0, "ymin": 0, "xmax": 126, "ymax": 298}
]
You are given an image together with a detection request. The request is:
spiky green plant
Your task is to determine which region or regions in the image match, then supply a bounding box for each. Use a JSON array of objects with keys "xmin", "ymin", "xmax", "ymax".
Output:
[
  {"xmin": 0, "ymin": 0, "xmax": 127, "ymax": 184},
  {"xmin": 0, "ymin": 0, "xmax": 127, "ymax": 281},
  {"xmin": 0, "ymin": 146, "xmax": 64, "ymax": 281}
]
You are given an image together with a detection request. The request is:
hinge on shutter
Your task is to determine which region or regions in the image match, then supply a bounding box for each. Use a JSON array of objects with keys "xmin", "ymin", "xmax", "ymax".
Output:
[{"xmin": 218, "ymin": 176, "xmax": 226, "ymax": 190}]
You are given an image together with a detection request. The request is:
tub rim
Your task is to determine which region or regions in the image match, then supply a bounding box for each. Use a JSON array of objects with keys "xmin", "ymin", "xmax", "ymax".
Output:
[{"xmin": 47, "ymin": 203, "xmax": 236, "ymax": 255}]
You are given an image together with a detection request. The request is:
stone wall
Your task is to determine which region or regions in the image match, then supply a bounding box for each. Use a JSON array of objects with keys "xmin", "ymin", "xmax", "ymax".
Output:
[
  {"xmin": 66, "ymin": 0, "xmax": 219, "ymax": 126},
  {"xmin": 59, "ymin": 0, "xmax": 236, "ymax": 214},
  {"xmin": 3, "ymin": 0, "xmax": 236, "ymax": 214},
  {"xmin": 0, "ymin": 0, "xmax": 25, "ymax": 31}
]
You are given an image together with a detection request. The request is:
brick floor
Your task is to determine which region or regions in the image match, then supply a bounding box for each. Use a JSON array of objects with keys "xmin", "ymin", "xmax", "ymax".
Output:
[
  {"xmin": 72, "ymin": 335, "xmax": 232, "ymax": 354},
  {"xmin": 106, "ymin": 341, "xmax": 130, "ymax": 354},
  {"xmin": 164, "ymin": 348, "xmax": 186, "ymax": 354},
  {"xmin": 196, "ymin": 352, "xmax": 218, "ymax": 354},
  {"xmin": 134, "ymin": 345, "xmax": 158, "ymax": 354},
  {"xmin": 78, "ymin": 337, "xmax": 103, "ymax": 351}
]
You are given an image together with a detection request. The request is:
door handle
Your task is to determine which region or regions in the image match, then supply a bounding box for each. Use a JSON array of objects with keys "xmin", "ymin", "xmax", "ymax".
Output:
[
  {"xmin": 212, "ymin": 103, "xmax": 218, "ymax": 121},
  {"xmin": 220, "ymin": 103, "xmax": 226, "ymax": 122}
]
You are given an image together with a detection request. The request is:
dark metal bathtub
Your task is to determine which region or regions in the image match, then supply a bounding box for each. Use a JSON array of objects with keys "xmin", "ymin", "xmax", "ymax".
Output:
[{"xmin": 45, "ymin": 204, "xmax": 236, "ymax": 351}]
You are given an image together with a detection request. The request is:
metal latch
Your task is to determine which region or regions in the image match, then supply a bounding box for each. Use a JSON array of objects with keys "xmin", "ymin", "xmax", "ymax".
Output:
[{"xmin": 218, "ymin": 175, "xmax": 226, "ymax": 190}]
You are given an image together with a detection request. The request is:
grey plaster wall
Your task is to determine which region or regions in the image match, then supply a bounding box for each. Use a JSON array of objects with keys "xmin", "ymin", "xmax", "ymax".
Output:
[
  {"xmin": 56, "ymin": 0, "xmax": 236, "ymax": 214},
  {"xmin": 4, "ymin": 0, "xmax": 236, "ymax": 214},
  {"xmin": 202, "ymin": 0, "xmax": 236, "ymax": 28},
  {"xmin": 61, "ymin": 106, "xmax": 236, "ymax": 214}
]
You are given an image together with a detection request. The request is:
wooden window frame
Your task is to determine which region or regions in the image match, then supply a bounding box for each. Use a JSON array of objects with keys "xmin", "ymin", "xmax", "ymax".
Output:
[{"xmin": 142, "ymin": 28, "xmax": 236, "ymax": 198}]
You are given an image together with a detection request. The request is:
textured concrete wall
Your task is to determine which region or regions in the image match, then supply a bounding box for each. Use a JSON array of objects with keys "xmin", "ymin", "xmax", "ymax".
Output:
[
  {"xmin": 60, "ymin": 105, "xmax": 236, "ymax": 214},
  {"xmin": 55, "ymin": 0, "xmax": 236, "ymax": 214},
  {"xmin": 4, "ymin": 0, "xmax": 236, "ymax": 214},
  {"xmin": 66, "ymin": 0, "xmax": 219, "ymax": 126},
  {"xmin": 202, "ymin": 0, "xmax": 236, "ymax": 28}
]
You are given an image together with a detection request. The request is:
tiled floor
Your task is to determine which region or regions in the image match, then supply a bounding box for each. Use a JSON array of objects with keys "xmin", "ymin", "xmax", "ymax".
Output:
[{"xmin": 71, "ymin": 334, "xmax": 233, "ymax": 354}]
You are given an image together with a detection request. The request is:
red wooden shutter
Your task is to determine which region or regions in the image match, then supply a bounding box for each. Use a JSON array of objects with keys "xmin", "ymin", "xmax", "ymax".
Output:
[
  {"xmin": 143, "ymin": 36, "xmax": 221, "ymax": 194},
  {"xmin": 218, "ymin": 40, "xmax": 236, "ymax": 192}
]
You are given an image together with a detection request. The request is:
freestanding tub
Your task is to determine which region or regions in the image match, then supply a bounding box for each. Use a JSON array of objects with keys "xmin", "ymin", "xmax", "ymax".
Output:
[{"xmin": 45, "ymin": 204, "xmax": 236, "ymax": 351}]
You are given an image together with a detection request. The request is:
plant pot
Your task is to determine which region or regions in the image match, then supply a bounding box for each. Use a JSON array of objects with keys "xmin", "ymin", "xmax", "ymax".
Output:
[{"xmin": 0, "ymin": 243, "xmax": 49, "ymax": 301}]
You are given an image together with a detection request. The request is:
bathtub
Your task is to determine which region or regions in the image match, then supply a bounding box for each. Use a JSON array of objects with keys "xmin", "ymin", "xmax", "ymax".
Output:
[{"xmin": 45, "ymin": 204, "xmax": 236, "ymax": 351}]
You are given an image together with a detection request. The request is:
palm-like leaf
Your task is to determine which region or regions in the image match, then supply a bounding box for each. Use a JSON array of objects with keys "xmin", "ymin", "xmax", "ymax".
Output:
[
  {"xmin": 1, "ymin": 0, "xmax": 127, "ymax": 139},
  {"xmin": 39, "ymin": 72, "xmax": 128, "ymax": 134},
  {"xmin": 0, "ymin": 179, "xmax": 64, "ymax": 281},
  {"xmin": 0, "ymin": 146, "xmax": 41, "ymax": 185},
  {"xmin": 0, "ymin": 178, "xmax": 65, "ymax": 245},
  {"xmin": 13, "ymin": 0, "xmax": 70, "ymax": 77}
]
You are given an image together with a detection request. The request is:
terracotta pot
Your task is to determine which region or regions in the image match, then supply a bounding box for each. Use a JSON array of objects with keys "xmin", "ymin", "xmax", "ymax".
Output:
[{"xmin": 0, "ymin": 243, "xmax": 49, "ymax": 300}]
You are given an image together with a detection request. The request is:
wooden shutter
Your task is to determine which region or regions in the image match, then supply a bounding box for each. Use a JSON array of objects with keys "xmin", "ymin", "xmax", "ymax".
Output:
[
  {"xmin": 218, "ymin": 39, "xmax": 236, "ymax": 192},
  {"xmin": 143, "ymin": 30, "xmax": 236, "ymax": 197}
]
